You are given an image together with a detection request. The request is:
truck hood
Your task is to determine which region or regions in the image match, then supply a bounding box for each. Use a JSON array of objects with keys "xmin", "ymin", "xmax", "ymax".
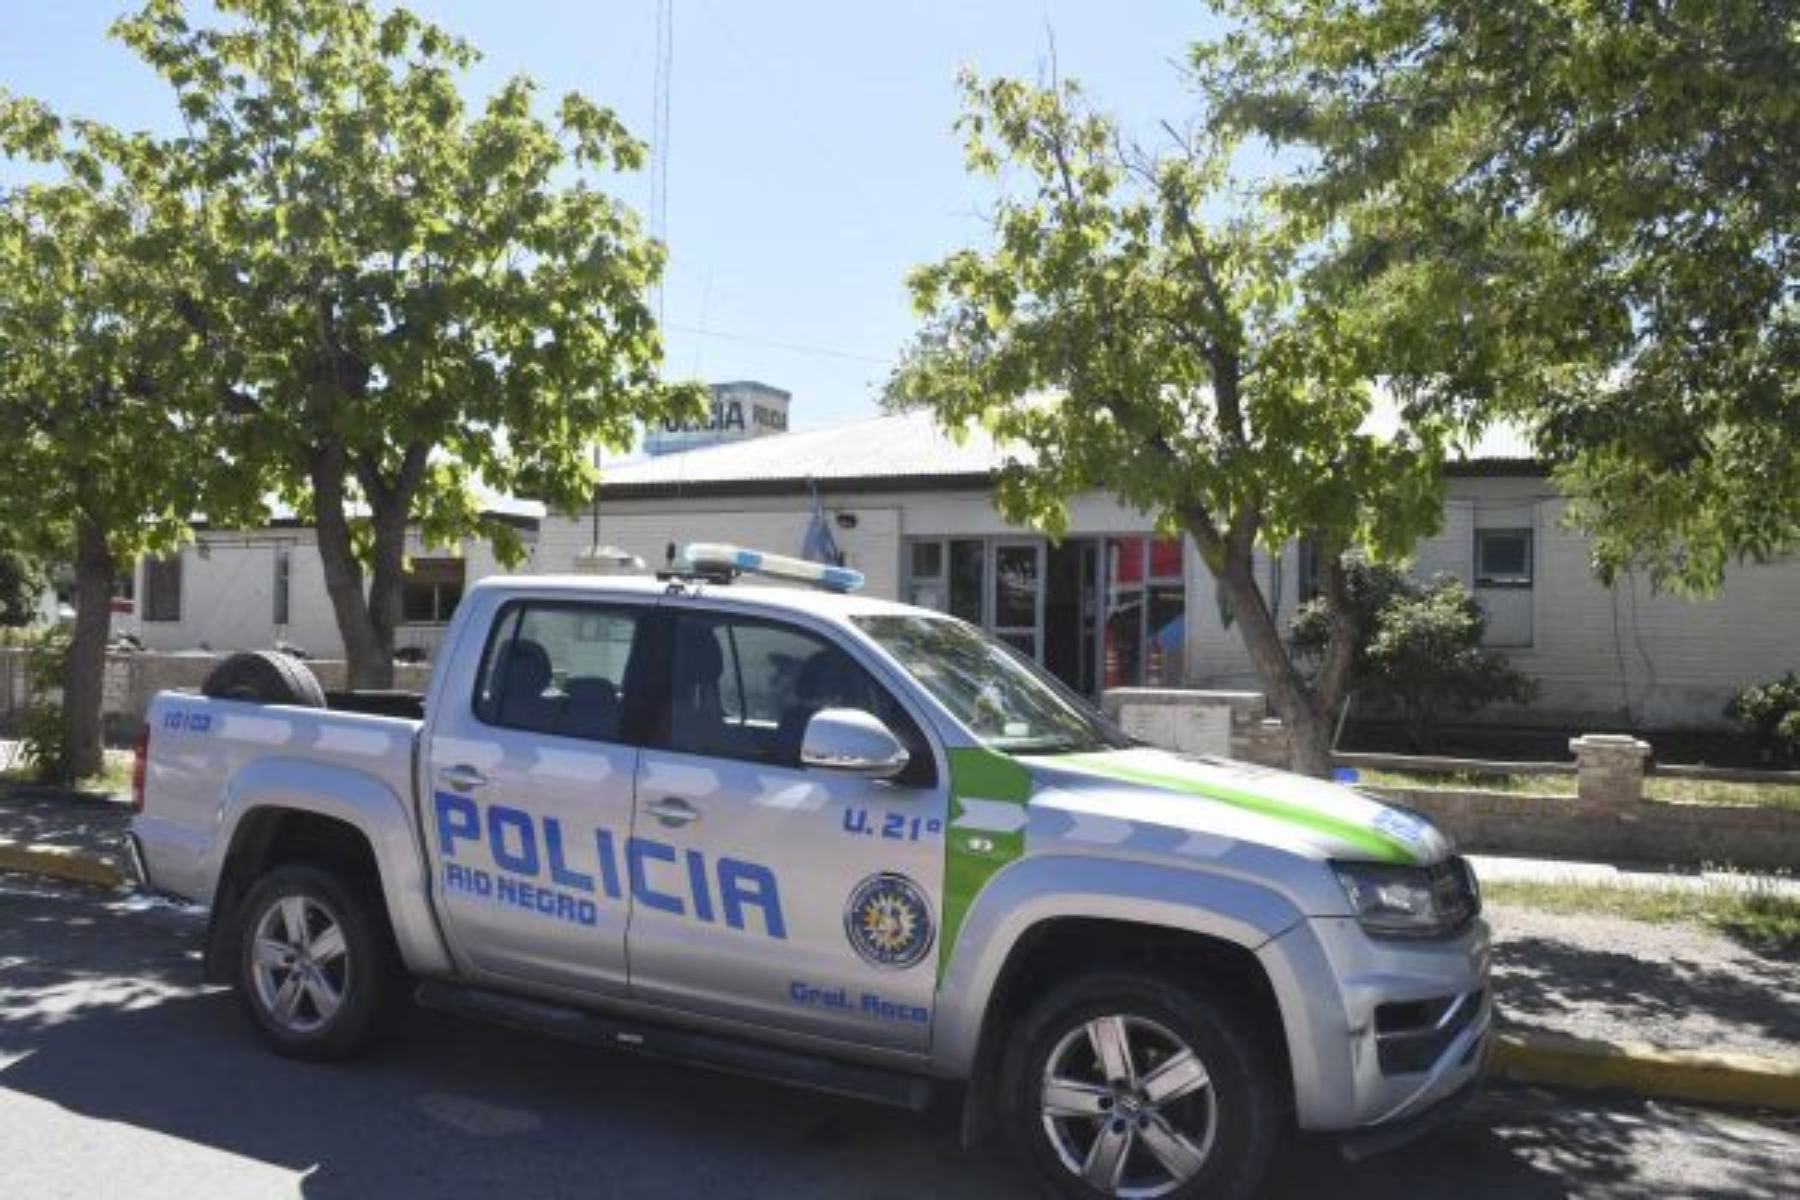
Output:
[{"xmin": 1016, "ymin": 747, "xmax": 1451, "ymax": 867}]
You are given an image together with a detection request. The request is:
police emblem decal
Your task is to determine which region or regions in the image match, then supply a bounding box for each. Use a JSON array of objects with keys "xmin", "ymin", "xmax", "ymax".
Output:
[{"xmin": 844, "ymin": 873, "xmax": 935, "ymax": 970}]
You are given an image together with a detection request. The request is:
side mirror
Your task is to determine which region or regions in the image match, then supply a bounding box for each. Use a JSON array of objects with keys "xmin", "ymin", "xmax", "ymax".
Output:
[{"xmin": 801, "ymin": 708, "xmax": 910, "ymax": 779}]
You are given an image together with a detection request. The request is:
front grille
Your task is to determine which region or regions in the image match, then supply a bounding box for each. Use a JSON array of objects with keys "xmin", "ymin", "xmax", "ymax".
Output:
[
  {"xmin": 1429, "ymin": 856, "xmax": 1480, "ymax": 935},
  {"xmin": 1375, "ymin": 988, "xmax": 1486, "ymax": 1076}
]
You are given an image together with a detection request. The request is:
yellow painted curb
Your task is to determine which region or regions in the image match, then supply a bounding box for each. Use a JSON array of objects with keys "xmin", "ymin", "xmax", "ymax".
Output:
[
  {"xmin": 0, "ymin": 838, "xmax": 128, "ymax": 890},
  {"xmin": 1491, "ymin": 1031, "xmax": 1800, "ymax": 1113}
]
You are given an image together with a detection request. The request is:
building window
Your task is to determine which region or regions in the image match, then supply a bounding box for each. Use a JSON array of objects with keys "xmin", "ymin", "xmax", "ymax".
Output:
[
  {"xmin": 143, "ymin": 554, "xmax": 182, "ymax": 623},
  {"xmin": 906, "ymin": 537, "xmax": 985, "ymax": 623},
  {"xmin": 1102, "ymin": 536, "xmax": 1186, "ymax": 689},
  {"xmin": 402, "ymin": 558, "xmax": 466, "ymax": 625},
  {"xmin": 1475, "ymin": 529, "xmax": 1533, "ymax": 588},
  {"xmin": 272, "ymin": 547, "xmax": 292, "ymax": 626}
]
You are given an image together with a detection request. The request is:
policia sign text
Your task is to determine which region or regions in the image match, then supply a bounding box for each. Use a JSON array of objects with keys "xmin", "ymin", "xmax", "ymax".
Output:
[{"xmin": 434, "ymin": 792, "xmax": 788, "ymax": 939}]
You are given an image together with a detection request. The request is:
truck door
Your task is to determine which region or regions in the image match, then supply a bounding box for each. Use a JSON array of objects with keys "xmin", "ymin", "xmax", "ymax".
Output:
[
  {"xmin": 423, "ymin": 598, "xmax": 653, "ymax": 995},
  {"xmin": 626, "ymin": 608, "xmax": 950, "ymax": 1053}
]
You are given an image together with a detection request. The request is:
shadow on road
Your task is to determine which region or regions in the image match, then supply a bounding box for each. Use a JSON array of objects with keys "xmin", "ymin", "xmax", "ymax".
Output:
[
  {"xmin": 0, "ymin": 782, "xmax": 132, "ymax": 869},
  {"xmin": 2, "ymin": 881, "xmax": 1795, "ymax": 1198},
  {"xmin": 1495, "ymin": 934, "xmax": 1800, "ymax": 1049}
]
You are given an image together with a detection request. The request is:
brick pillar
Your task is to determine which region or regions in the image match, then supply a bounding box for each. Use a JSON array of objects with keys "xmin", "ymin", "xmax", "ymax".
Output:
[
  {"xmin": 1570, "ymin": 734, "xmax": 1651, "ymax": 811},
  {"xmin": 1233, "ymin": 719, "xmax": 1293, "ymax": 770}
]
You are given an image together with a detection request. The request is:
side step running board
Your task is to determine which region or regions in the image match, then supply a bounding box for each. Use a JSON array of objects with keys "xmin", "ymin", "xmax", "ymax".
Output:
[{"xmin": 415, "ymin": 980, "xmax": 936, "ymax": 1112}]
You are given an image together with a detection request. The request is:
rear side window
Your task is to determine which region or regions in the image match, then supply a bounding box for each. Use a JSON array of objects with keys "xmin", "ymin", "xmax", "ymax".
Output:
[{"xmin": 473, "ymin": 603, "xmax": 644, "ymax": 744}]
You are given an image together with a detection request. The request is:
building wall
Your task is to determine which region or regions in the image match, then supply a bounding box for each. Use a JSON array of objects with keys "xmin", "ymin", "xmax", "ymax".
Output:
[
  {"xmin": 550, "ymin": 477, "xmax": 1800, "ymax": 730},
  {"xmin": 1182, "ymin": 475, "xmax": 1800, "ymax": 728},
  {"xmin": 130, "ymin": 528, "xmax": 530, "ymax": 660}
]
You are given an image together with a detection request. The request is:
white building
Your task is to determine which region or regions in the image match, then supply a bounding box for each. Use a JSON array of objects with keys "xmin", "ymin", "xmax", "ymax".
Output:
[
  {"xmin": 130, "ymin": 403, "xmax": 1800, "ymax": 731},
  {"xmin": 539, "ymin": 411, "xmax": 1800, "ymax": 731},
  {"xmin": 127, "ymin": 510, "xmax": 539, "ymax": 662}
]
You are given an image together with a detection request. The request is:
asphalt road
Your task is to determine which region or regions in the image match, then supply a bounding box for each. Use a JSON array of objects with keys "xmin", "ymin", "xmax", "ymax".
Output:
[{"xmin": 0, "ymin": 875, "xmax": 1795, "ymax": 1200}]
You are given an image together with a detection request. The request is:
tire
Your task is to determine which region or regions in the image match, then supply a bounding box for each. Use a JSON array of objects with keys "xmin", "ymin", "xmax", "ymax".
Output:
[
  {"xmin": 202, "ymin": 649, "xmax": 326, "ymax": 708},
  {"xmin": 998, "ymin": 972, "xmax": 1281, "ymax": 1200},
  {"xmin": 235, "ymin": 863, "xmax": 399, "ymax": 1060}
]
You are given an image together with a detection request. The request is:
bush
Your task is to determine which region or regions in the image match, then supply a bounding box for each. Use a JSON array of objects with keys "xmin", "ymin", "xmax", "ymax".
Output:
[
  {"xmin": 0, "ymin": 549, "xmax": 48, "ymax": 628},
  {"xmin": 1292, "ymin": 558, "xmax": 1537, "ymax": 750},
  {"xmin": 11, "ymin": 628, "xmax": 70, "ymax": 782},
  {"xmin": 1727, "ymin": 672, "xmax": 1800, "ymax": 765}
]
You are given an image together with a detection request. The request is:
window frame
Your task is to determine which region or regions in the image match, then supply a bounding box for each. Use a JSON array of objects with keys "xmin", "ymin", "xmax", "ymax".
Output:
[
  {"xmin": 142, "ymin": 553, "xmax": 183, "ymax": 623},
  {"xmin": 402, "ymin": 557, "xmax": 467, "ymax": 626},
  {"xmin": 1474, "ymin": 528, "xmax": 1535, "ymax": 589},
  {"xmin": 468, "ymin": 598, "xmax": 656, "ymax": 747},
  {"xmin": 651, "ymin": 608, "xmax": 938, "ymax": 787},
  {"xmin": 272, "ymin": 546, "xmax": 292, "ymax": 626}
]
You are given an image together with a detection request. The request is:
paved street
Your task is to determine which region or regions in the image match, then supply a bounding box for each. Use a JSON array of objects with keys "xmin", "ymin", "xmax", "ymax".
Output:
[{"xmin": 0, "ymin": 874, "xmax": 1794, "ymax": 1200}]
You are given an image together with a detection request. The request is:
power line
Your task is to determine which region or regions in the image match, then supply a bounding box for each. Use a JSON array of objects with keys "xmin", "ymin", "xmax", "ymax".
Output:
[
  {"xmin": 650, "ymin": 0, "xmax": 674, "ymax": 328},
  {"xmin": 663, "ymin": 322, "xmax": 892, "ymax": 367}
]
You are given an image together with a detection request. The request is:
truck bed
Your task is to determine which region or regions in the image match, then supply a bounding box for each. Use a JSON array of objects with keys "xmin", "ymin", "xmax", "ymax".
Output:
[{"xmin": 136, "ymin": 692, "xmax": 423, "ymax": 904}]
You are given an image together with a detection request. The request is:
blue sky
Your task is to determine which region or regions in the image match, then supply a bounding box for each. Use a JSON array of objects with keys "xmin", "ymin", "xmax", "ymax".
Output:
[{"xmin": 1, "ymin": 1, "xmax": 1222, "ymax": 430}]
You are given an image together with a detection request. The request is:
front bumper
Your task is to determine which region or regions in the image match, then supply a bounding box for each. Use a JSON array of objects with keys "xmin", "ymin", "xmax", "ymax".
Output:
[{"xmin": 1257, "ymin": 915, "xmax": 1492, "ymax": 1134}]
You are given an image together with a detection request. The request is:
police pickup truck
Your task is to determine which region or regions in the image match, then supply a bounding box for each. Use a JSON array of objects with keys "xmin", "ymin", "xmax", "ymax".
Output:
[{"xmin": 130, "ymin": 544, "xmax": 1488, "ymax": 1200}]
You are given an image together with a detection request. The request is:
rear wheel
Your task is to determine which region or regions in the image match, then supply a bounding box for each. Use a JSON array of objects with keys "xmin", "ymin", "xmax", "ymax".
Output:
[
  {"xmin": 999, "ymin": 972, "xmax": 1281, "ymax": 1200},
  {"xmin": 236, "ymin": 864, "xmax": 397, "ymax": 1060}
]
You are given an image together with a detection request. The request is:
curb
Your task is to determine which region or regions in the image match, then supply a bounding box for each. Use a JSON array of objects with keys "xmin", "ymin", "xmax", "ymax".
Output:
[
  {"xmin": 0, "ymin": 838, "xmax": 129, "ymax": 890},
  {"xmin": 1492, "ymin": 1031, "xmax": 1800, "ymax": 1113}
]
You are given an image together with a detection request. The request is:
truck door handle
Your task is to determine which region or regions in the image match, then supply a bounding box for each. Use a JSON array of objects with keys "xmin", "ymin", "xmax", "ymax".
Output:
[
  {"xmin": 438, "ymin": 764, "xmax": 490, "ymax": 792},
  {"xmin": 645, "ymin": 797, "xmax": 700, "ymax": 828}
]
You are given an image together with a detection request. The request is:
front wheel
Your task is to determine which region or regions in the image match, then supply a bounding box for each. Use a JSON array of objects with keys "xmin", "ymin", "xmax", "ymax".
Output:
[
  {"xmin": 999, "ymin": 972, "xmax": 1281, "ymax": 1200},
  {"xmin": 236, "ymin": 863, "xmax": 398, "ymax": 1060}
]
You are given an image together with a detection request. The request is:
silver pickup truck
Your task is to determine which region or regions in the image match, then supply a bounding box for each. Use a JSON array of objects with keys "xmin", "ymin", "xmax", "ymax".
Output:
[{"xmin": 130, "ymin": 550, "xmax": 1489, "ymax": 1200}]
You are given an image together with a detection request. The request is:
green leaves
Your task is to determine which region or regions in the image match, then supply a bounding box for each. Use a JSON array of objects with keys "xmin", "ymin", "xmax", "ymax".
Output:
[
  {"xmin": 1205, "ymin": 0, "xmax": 1800, "ymax": 593},
  {"xmin": 113, "ymin": 0, "xmax": 692, "ymax": 550},
  {"xmin": 893, "ymin": 71, "xmax": 1451, "ymax": 567}
]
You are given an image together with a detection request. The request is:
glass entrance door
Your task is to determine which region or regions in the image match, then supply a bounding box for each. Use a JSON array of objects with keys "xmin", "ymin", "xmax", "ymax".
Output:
[{"xmin": 990, "ymin": 541, "xmax": 1045, "ymax": 660}]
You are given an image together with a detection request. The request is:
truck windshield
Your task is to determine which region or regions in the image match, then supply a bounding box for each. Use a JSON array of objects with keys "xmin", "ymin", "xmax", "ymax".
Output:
[{"xmin": 853, "ymin": 614, "xmax": 1129, "ymax": 755}]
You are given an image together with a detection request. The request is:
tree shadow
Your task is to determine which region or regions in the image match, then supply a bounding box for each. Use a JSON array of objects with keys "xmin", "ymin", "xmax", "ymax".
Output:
[
  {"xmin": 2, "ymin": 883, "xmax": 1795, "ymax": 1198},
  {"xmin": 1494, "ymin": 936, "xmax": 1800, "ymax": 1051},
  {"xmin": 0, "ymin": 781, "xmax": 131, "ymax": 870}
]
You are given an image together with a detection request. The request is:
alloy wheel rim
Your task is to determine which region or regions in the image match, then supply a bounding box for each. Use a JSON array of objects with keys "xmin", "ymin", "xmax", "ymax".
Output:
[
  {"xmin": 251, "ymin": 894, "xmax": 350, "ymax": 1035},
  {"xmin": 1039, "ymin": 1014, "xmax": 1218, "ymax": 1198}
]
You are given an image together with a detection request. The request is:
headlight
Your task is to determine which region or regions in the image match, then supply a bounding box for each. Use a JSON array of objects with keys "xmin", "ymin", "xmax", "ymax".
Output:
[{"xmin": 1333, "ymin": 861, "xmax": 1468, "ymax": 939}]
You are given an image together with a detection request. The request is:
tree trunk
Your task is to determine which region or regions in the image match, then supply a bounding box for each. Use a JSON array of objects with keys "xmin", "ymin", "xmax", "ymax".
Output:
[
  {"xmin": 60, "ymin": 518, "xmax": 114, "ymax": 782},
  {"xmin": 1205, "ymin": 537, "xmax": 1340, "ymax": 778},
  {"xmin": 309, "ymin": 447, "xmax": 393, "ymax": 690}
]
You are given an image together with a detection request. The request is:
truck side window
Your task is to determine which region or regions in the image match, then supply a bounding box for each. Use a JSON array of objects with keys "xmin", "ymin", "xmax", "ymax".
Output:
[
  {"xmin": 662, "ymin": 613, "xmax": 935, "ymax": 785},
  {"xmin": 473, "ymin": 602, "xmax": 643, "ymax": 744}
]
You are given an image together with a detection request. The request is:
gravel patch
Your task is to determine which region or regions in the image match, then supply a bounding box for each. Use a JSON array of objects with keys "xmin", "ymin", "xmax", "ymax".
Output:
[{"xmin": 1488, "ymin": 901, "xmax": 1800, "ymax": 1061}]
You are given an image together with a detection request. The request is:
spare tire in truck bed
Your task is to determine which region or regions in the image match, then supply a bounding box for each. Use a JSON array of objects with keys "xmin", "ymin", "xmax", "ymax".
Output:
[{"xmin": 201, "ymin": 650, "xmax": 327, "ymax": 708}]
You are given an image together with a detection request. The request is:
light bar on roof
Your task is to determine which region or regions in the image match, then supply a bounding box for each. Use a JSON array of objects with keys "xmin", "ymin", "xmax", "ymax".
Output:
[{"xmin": 679, "ymin": 543, "xmax": 865, "ymax": 593}]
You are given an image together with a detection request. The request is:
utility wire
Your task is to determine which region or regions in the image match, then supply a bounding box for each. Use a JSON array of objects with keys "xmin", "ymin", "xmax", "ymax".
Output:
[{"xmin": 663, "ymin": 322, "xmax": 892, "ymax": 366}]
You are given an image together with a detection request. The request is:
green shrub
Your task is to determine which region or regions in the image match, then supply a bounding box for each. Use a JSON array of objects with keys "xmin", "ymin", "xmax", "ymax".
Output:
[
  {"xmin": 0, "ymin": 549, "xmax": 48, "ymax": 628},
  {"xmin": 1292, "ymin": 558, "xmax": 1537, "ymax": 749},
  {"xmin": 1727, "ymin": 672, "xmax": 1800, "ymax": 765},
  {"xmin": 13, "ymin": 628, "xmax": 70, "ymax": 781}
]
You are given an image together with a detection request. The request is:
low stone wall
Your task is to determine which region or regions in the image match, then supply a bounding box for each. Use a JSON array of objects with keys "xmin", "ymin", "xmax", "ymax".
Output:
[
  {"xmin": 1100, "ymin": 688, "xmax": 1294, "ymax": 769},
  {"xmin": 1368, "ymin": 785, "xmax": 1800, "ymax": 873},
  {"xmin": 1103, "ymin": 688, "xmax": 1800, "ymax": 871},
  {"xmin": 0, "ymin": 648, "xmax": 432, "ymax": 741}
]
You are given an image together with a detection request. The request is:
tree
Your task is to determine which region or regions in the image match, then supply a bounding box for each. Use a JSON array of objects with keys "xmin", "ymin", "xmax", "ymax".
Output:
[
  {"xmin": 115, "ymin": 0, "xmax": 702, "ymax": 687},
  {"xmin": 1292, "ymin": 559, "xmax": 1535, "ymax": 750},
  {"xmin": 0, "ymin": 103, "xmax": 254, "ymax": 779},
  {"xmin": 0, "ymin": 548, "xmax": 49, "ymax": 628},
  {"xmin": 1198, "ymin": 0, "xmax": 1799, "ymax": 592},
  {"xmin": 892, "ymin": 71, "xmax": 1458, "ymax": 776}
]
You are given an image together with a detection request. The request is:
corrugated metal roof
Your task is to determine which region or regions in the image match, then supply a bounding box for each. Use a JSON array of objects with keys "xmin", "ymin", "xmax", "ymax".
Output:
[{"xmin": 597, "ymin": 405, "xmax": 1539, "ymax": 495}]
